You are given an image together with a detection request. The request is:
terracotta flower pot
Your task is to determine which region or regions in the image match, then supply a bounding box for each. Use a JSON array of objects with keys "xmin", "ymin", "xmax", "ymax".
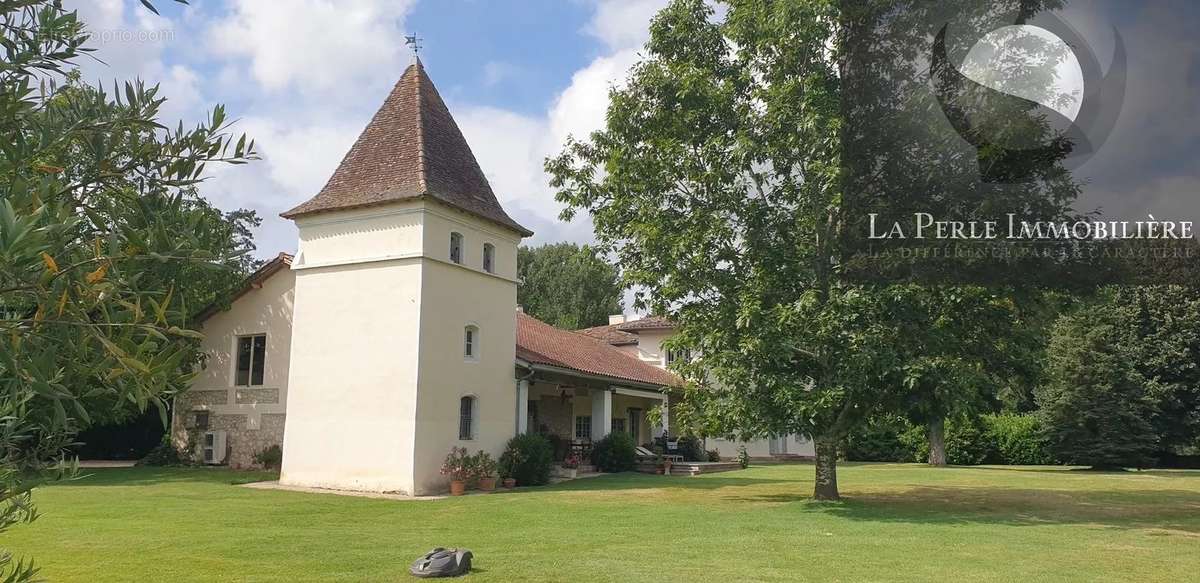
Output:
[
  {"xmin": 478, "ymin": 477, "xmax": 496, "ymax": 492},
  {"xmin": 502, "ymin": 478, "xmax": 516, "ymax": 489},
  {"xmin": 449, "ymin": 480, "xmax": 466, "ymax": 496}
]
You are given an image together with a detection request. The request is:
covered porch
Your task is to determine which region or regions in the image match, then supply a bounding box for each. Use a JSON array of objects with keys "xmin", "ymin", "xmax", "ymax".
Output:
[{"xmin": 515, "ymin": 365, "xmax": 669, "ymax": 456}]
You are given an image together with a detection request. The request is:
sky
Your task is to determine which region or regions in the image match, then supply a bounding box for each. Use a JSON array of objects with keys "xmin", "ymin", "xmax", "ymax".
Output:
[
  {"xmin": 60, "ymin": 0, "xmax": 1199, "ymax": 262},
  {"xmin": 64, "ymin": 0, "xmax": 672, "ymax": 258}
]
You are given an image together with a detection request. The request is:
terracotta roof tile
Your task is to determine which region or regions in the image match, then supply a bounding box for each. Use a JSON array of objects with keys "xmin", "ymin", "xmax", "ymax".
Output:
[
  {"xmin": 281, "ymin": 59, "xmax": 532, "ymax": 236},
  {"xmin": 195, "ymin": 253, "xmax": 293, "ymax": 323},
  {"xmin": 517, "ymin": 312, "xmax": 679, "ymax": 388},
  {"xmin": 616, "ymin": 315, "xmax": 676, "ymax": 331},
  {"xmin": 576, "ymin": 323, "xmax": 640, "ymax": 346}
]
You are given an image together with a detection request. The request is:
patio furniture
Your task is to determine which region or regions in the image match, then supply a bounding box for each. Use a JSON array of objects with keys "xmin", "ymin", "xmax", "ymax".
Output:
[{"xmin": 636, "ymin": 446, "xmax": 682, "ymax": 463}]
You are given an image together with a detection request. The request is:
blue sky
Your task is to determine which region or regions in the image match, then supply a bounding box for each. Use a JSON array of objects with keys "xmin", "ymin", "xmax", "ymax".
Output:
[{"xmin": 65, "ymin": 0, "xmax": 671, "ymax": 257}]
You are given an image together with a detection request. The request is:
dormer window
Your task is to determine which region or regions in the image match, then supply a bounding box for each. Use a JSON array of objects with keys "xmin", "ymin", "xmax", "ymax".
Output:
[
  {"xmin": 450, "ymin": 232, "xmax": 464, "ymax": 264},
  {"xmin": 483, "ymin": 243, "xmax": 495, "ymax": 273}
]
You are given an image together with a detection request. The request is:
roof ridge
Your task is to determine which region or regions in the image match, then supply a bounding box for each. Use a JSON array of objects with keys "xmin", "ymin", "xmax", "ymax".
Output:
[{"xmin": 412, "ymin": 57, "xmax": 429, "ymax": 194}]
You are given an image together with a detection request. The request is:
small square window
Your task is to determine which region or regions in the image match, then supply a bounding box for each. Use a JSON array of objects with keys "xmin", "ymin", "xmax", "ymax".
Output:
[
  {"xmin": 194, "ymin": 411, "xmax": 210, "ymax": 430},
  {"xmin": 575, "ymin": 415, "xmax": 592, "ymax": 440}
]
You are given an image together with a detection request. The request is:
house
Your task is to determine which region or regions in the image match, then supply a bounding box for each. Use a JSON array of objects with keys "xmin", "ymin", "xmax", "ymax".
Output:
[
  {"xmin": 579, "ymin": 316, "xmax": 815, "ymax": 460},
  {"xmin": 173, "ymin": 59, "xmax": 808, "ymax": 495},
  {"xmin": 173, "ymin": 60, "xmax": 681, "ymax": 495}
]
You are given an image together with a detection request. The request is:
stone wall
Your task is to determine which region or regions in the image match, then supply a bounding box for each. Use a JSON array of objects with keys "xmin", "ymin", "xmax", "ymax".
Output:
[
  {"xmin": 534, "ymin": 395, "xmax": 573, "ymax": 438},
  {"xmin": 172, "ymin": 392, "xmax": 286, "ymax": 469}
]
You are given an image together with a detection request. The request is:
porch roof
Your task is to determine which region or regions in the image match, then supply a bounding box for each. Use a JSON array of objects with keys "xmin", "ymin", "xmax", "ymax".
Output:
[{"xmin": 516, "ymin": 312, "xmax": 681, "ymax": 389}]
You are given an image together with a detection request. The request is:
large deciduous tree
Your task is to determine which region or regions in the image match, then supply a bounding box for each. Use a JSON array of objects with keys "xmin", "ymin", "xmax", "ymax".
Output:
[
  {"xmin": 517, "ymin": 242, "xmax": 623, "ymax": 329},
  {"xmin": 549, "ymin": 0, "xmax": 872, "ymax": 501},
  {"xmin": 1, "ymin": 1, "xmax": 255, "ymax": 579},
  {"xmin": 548, "ymin": 0, "xmax": 1079, "ymax": 499}
]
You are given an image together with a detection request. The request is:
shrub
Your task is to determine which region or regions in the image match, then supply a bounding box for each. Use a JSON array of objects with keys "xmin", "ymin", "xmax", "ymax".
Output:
[
  {"xmin": 500, "ymin": 433, "xmax": 554, "ymax": 486},
  {"xmin": 253, "ymin": 444, "xmax": 283, "ymax": 470},
  {"xmin": 844, "ymin": 415, "xmax": 916, "ymax": 462},
  {"xmin": 137, "ymin": 436, "xmax": 188, "ymax": 467},
  {"xmin": 983, "ymin": 413, "xmax": 1055, "ymax": 465},
  {"xmin": 676, "ymin": 436, "xmax": 705, "ymax": 462},
  {"xmin": 544, "ymin": 433, "xmax": 569, "ymax": 461},
  {"xmin": 706, "ymin": 449, "xmax": 721, "ymax": 462},
  {"xmin": 591, "ymin": 432, "xmax": 637, "ymax": 472},
  {"xmin": 903, "ymin": 417, "xmax": 994, "ymax": 466}
]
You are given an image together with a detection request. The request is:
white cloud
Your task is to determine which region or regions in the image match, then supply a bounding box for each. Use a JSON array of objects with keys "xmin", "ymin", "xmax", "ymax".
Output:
[
  {"xmin": 585, "ymin": 0, "xmax": 669, "ymax": 51},
  {"xmin": 206, "ymin": 0, "xmax": 414, "ymax": 96}
]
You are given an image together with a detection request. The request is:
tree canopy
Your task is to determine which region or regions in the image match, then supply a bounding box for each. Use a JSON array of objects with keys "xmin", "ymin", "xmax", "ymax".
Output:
[{"xmin": 517, "ymin": 242, "xmax": 623, "ymax": 330}]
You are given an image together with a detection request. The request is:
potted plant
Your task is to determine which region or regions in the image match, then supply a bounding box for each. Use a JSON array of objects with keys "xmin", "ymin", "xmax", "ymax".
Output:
[
  {"xmin": 474, "ymin": 451, "xmax": 498, "ymax": 492},
  {"xmin": 560, "ymin": 454, "xmax": 580, "ymax": 479},
  {"xmin": 441, "ymin": 446, "xmax": 472, "ymax": 495},
  {"xmin": 499, "ymin": 449, "xmax": 522, "ymax": 488}
]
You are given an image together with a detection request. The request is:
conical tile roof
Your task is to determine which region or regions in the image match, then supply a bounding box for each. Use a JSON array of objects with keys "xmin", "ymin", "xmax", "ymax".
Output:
[{"xmin": 282, "ymin": 59, "xmax": 532, "ymax": 236}]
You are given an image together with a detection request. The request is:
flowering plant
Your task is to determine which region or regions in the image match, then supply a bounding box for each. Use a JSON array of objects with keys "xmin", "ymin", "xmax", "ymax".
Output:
[
  {"xmin": 441, "ymin": 446, "xmax": 473, "ymax": 481},
  {"xmin": 472, "ymin": 451, "xmax": 498, "ymax": 479},
  {"xmin": 562, "ymin": 454, "xmax": 581, "ymax": 469}
]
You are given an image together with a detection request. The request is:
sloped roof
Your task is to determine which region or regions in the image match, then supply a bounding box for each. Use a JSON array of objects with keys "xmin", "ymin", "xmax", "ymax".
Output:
[
  {"xmin": 576, "ymin": 323, "xmax": 640, "ymax": 346},
  {"xmin": 195, "ymin": 253, "xmax": 293, "ymax": 323},
  {"xmin": 517, "ymin": 312, "xmax": 680, "ymax": 388},
  {"xmin": 281, "ymin": 59, "xmax": 532, "ymax": 237},
  {"xmin": 616, "ymin": 315, "xmax": 676, "ymax": 331}
]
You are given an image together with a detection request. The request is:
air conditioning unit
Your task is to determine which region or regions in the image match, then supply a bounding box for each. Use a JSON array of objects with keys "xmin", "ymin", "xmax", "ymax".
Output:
[{"xmin": 203, "ymin": 430, "xmax": 228, "ymax": 465}]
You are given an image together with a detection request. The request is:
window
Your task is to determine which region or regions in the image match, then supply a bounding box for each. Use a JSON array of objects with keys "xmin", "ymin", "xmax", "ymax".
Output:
[
  {"xmin": 235, "ymin": 334, "xmax": 267, "ymax": 386},
  {"xmin": 482, "ymin": 243, "xmax": 495, "ymax": 273},
  {"xmin": 575, "ymin": 415, "xmax": 592, "ymax": 440},
  {"xmin": 666, "ymin": 348, "xmax": 691, "ymax": 366},
  {"xmin": 194, "ymin": 411, "xmax": 210, "ymax": 430},
  {"xmin": 611, "ymin": 418, "xmax": 626, "ymax": 434},
  {"xmin": 464, "ymin": 325, "xmax": 479, "ymax": 360},
  {"xmin": 450, "ymin": 232, "xmax": 464, "ymax": 264},
  {"xmin": 459, "ymin": 396, "xmax": 475, "ymax": 440}
]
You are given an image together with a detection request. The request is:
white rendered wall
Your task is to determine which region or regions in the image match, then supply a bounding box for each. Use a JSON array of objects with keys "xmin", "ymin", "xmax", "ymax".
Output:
[{"xmin": 280, "ymin": 204, "xmax": 426, "ymax": 493}]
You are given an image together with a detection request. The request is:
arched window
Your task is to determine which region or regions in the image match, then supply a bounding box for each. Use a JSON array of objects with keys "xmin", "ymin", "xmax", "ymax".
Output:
[
  {"xmin": 482, "ymin": 243, "xmax": 495, "ymax": 273},
  {"xmin": 449, "ymin": 232, "xmax": 464, "ymax": 264},
  {"xmin": 464, "ymin": 325, "xmax": 479, "ymax": 361},
  {"xmin": 459, "ymin": 396, "xmax": 475, "ymax": 440}
]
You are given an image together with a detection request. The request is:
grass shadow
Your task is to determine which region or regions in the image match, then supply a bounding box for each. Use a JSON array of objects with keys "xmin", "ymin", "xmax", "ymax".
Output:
[{"xmin": 785, "ymin": 485, "xmax": 1200, "ymax": 534}]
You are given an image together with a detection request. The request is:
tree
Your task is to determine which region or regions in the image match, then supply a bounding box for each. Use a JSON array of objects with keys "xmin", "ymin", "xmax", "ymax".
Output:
[
  {"xmin": 1086, "ymin": 286, "xmax": 1200, "ymax": 455},
  {"xmin": 1037, "ymin": 304, "xmax": 1158, "ymax": 469},
  {"xmin": 549, "ymin": 0, "xmax": 890, "ymax": 501},
  {"xmin": 547, "ymin": 0, "xmax": 1080, "ymax": 499},
  {"xmin": 892, "ymin": 287, "xmax": 1047, "ymax": 466},
  {"xmin": 517, "ymin": 242, "xmax": 622, "ymax": 329},
  {"xmin": 1, "ymin": 2, "xmax": 255, "ymax": 579}
]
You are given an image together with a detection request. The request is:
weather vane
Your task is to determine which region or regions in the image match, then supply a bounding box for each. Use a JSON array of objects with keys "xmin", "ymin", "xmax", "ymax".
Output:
[{"xmin": 405, "ymin": 34, "xmax": 423, "ymax": 57}]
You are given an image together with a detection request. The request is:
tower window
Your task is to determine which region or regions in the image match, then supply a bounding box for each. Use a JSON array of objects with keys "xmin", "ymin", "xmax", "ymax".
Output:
[
  {"xmin": 482, "ymin": 243, "xmax": 495, "ymax": 273},
  {"xmin": 464, "ymin": 325, "xmax": 479, "ymax": 361},
  {"xmin": 450, "ymin": 232, "xmax": 464, "ymax": 264},
  {"xmin": 459, "ymin": 396, "xmax": 475, "ymax": 440}
]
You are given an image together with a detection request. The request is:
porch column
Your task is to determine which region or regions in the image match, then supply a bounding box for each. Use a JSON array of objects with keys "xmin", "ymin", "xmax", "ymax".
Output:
[
  {"xmin": 661, "ymin": 392, "xmax": 670, "ymax": 435},
  {"xmin": 591, "ymin": 388, "xmax": 612, "ymax": 441},
  {"xmin": 516, "ymin": 379, "xmax": 530, "ymax": 434}
]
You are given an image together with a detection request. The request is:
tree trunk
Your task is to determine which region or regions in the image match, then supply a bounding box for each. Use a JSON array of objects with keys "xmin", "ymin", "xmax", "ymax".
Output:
[
  {"xmin": 927, "ymin": 417, "xmax": 947, "ymax": 466},
  {"xmin": 813, "ymin": 437, "xmax": 840, "ymax": 501}
]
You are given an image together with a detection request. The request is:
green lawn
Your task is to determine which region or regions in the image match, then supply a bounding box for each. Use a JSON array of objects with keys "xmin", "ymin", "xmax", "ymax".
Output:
[{"xmin": 6, "ymin": 463, "xmax": 1200, "ymax": 582}]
